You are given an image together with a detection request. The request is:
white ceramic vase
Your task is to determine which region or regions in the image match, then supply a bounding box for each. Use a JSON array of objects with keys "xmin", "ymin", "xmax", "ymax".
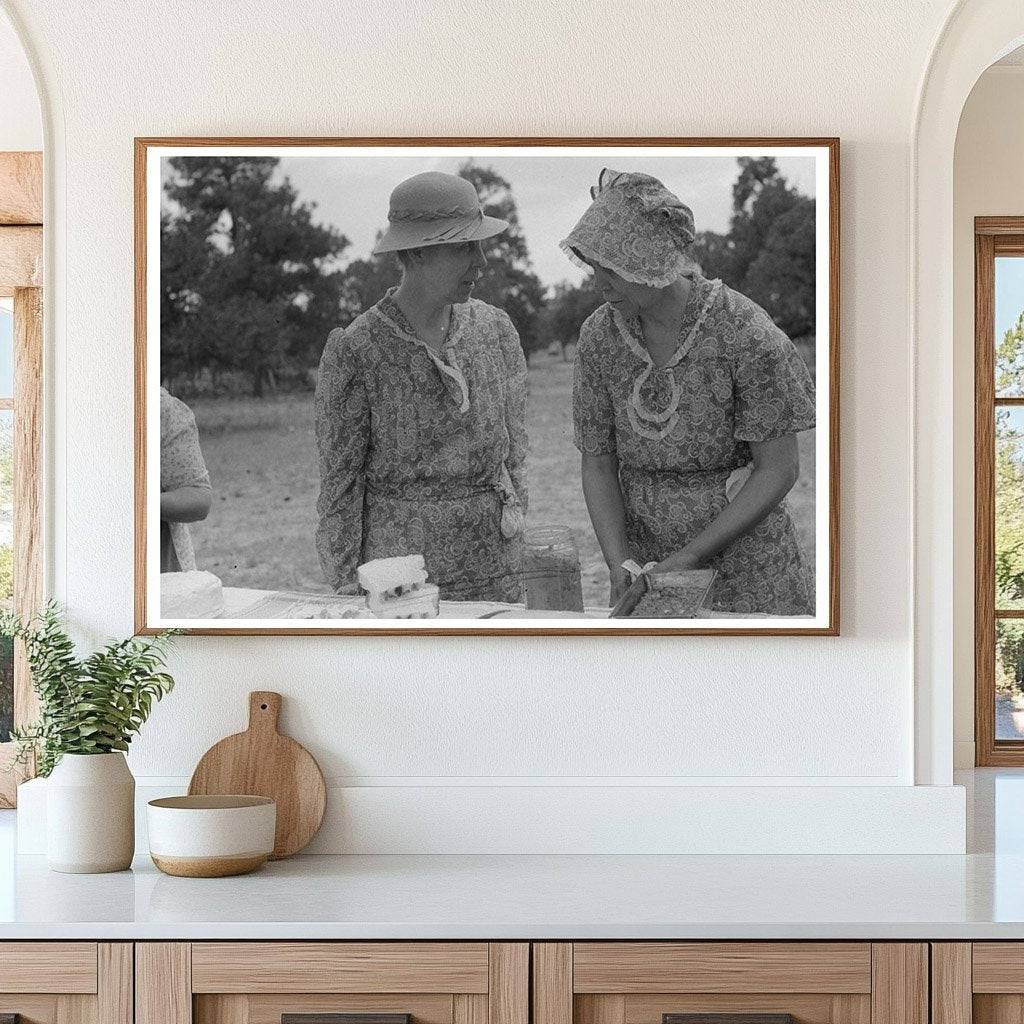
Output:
[{"xmin": 46, "ymin": 752, "xmax": 135, "ymax": 873}]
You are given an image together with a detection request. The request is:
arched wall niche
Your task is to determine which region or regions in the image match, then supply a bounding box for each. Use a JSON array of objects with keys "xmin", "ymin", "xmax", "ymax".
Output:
[
  {"xmin": 913, "ymin": 0, "xmax": 1024, "ymax": 785},
  {"xmin": 951, "ymin": 44, "xmax": 1024, "ymax": 770}
]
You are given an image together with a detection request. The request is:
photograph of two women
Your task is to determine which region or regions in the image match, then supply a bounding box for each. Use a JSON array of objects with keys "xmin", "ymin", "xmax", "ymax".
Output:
[{"xmin": 138, "ymin": 141, "xmax": 837, "ymax": 634}]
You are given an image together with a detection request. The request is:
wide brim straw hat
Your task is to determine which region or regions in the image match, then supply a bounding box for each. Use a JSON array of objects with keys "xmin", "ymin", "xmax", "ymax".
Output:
[{"xmin": 373, "ymin": 171, "xmax": 509, "ymax": 254}]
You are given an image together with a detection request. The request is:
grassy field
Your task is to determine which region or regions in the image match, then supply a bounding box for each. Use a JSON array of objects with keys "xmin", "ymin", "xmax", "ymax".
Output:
[
  {"xmin": 190, "ymin": 392, "xmax": 329, "ymax": 593},
  {"xmin": 189, "ymin": 349, "xmax": 816, "ymax": 607}
]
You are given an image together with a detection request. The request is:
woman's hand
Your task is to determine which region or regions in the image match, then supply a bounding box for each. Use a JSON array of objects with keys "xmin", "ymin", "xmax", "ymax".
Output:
[
  {"xmin": 655, "ymin": 435, "xmax": 800, "ymax": 569},
  {"xmin": 653, "ymin": 548, "xmax": 707, "ymax": 574}
]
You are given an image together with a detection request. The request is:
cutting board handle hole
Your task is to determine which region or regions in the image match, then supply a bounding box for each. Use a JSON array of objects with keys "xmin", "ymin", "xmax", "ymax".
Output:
[{"xmin": 260, "ymin": 702, "xmax": 268, "ymax": 710}]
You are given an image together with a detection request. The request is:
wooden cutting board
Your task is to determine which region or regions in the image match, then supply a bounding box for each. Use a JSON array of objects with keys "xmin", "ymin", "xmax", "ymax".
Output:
[{"xmin": 188, "ymin": 691, "xmax": 326, "ymax": 859}]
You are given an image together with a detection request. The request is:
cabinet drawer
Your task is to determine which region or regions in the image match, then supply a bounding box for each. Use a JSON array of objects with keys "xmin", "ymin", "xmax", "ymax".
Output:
[
  {"xmin": 535, "ymin": 943, "xmax": 925, "ymax": 1024},
  {"xmin": 572, "ymin": 943, "xmax": 872, "ymax": 994},
  {"xmin": 195, "ymin": 993, "xmax": 458, "ymax": 1024},
  {"xmin": 934, "ymin": 942, "xmax": 1024, "ymax": 1024},
  {"xmin": 0, "ymin": 942, "xmax": 98, "ymax": 993},
  {"xmin": 0, "ymin": 942, "xmax": 130, "ymax": 1024},
  {"xmin": 139, "ymin": 942, "xmax": 528, "ymax": 1024},
  {"xmin": 191, "ymin": 942, "xmax": 490, "ymax": 993},
  {"xmin": 973, "ymin": 943, "xmax": 1024, "ymax": 992}
]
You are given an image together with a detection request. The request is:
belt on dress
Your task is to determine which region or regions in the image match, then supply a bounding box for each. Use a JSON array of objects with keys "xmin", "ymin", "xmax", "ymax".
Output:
[
  {"xmin": 620, "ymin": 465, "xmax": 737, "ymax": 486},
  {"xmin": 366, "ymin": 466, "xmax": 524, "ymax": 540},
  {"xmin": 365, "ymin": 481, "xmax": 494, "ymax": 501}
]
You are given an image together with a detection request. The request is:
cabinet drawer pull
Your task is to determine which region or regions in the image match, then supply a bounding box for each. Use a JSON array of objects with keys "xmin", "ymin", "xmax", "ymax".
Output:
[
  {"xmin": 283, "ymin": 1016, "xmax": 411, "ymax": 1024},
  {"xmin": 665, "ymin": 1016, "xmax": 796, "ymax": 1024}
]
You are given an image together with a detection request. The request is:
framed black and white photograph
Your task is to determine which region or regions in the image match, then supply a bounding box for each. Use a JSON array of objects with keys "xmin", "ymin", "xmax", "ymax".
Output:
[{"xmin": 135, "ymin": 137, "xmax": 839, "ymax": 635}]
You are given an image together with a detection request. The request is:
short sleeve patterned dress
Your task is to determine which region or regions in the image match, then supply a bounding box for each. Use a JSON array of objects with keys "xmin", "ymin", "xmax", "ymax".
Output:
[
  {"xmin": 573, "ymin": 274, "xmax": 816, "ymax": 615},
  {"xmin": 160, "ymin": 387, "xmax": 212, "ymax": 572},
  {"xmin": 315, "ymin": 289, "xmax": 528, "ymax": 603}
]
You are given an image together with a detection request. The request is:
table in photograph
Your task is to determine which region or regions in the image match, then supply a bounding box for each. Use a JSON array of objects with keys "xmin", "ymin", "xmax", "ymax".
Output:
[{"xmin": 221, "ymin": 587, "xmax": 612, "ymax": 620}]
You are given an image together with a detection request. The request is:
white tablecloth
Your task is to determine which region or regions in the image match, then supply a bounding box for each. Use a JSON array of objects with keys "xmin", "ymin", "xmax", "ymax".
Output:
[{"xmin": 221, "ymin": 587, "xmax": 610, "ymax": 620}]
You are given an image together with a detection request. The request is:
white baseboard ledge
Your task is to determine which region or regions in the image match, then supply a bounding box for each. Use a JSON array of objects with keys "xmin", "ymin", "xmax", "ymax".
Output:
[{"xmin": 16, "ymin": 778, "xmax": 966, "ymax": 856}]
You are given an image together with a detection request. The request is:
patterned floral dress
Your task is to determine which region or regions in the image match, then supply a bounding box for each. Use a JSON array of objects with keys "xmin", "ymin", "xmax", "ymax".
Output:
[
  {"xmin": 315, "ymin": 290, "xmax": 528, "ymax": 602},
  {"xmin": 573, "ymin": 274, "xmax": 816, "ymax": 615},
  {"xmin": 160, "ymin": 387, "xmax": 211, "ymax": 572}
]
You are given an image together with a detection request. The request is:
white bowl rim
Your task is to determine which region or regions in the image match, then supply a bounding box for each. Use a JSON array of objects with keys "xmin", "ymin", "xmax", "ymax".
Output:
[{"xmin": 148, "ymin": 795, "xmax": 275, "ymax": 810}]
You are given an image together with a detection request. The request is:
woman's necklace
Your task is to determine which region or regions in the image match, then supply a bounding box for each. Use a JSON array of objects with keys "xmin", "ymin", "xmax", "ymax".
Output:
[{"xmin": 618, "ymin": 279, "xmax": 722, "ymax": 441}]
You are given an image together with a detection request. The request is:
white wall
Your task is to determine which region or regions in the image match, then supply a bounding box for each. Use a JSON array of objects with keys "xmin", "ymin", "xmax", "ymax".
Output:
[
  {"xmin": 953, "ymin": 64, "xmax": 1024, "ymax": 767},
  {"xmin": 0, "ymin": 0, "xmax": 974, "ymax": 851},
  {"xmin": 0, "ymin": 10, "xmax": 40, "ymax": 151}
]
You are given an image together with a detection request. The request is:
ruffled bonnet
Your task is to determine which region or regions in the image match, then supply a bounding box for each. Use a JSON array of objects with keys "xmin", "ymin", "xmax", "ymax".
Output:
[{"xmin": 560, "ymin": 169, "xmax": 698, "ymax": 287}]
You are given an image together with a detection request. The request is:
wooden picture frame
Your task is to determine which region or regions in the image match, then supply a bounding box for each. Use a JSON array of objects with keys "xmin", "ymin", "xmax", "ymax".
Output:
[
  {"xmin": 0, "ymin": 151, "xmax": 43, "ymax": 806},
  {"xmin": 135, "ymin": 137, "xmax": 840, "ymax": 636}
]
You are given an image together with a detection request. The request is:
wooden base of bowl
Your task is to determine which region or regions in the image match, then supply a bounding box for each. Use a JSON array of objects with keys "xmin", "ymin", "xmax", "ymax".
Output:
[{"xmin": 151, "ymin": 853, "xmax": 268, "ymax": 878}]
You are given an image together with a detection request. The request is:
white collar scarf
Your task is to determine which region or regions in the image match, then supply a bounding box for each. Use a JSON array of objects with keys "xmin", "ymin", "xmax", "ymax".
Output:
[
  {"xmin": 610, "ymin": 278, "xmax": 722, "ymax": 441},
  {"xmin": 370, "ymin": 300, "xmax": 471, "ymax": 415}
]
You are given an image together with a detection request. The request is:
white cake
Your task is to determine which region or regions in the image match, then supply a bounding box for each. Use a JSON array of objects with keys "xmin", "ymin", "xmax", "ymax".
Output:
[
  {"xmin": 369, "ymin": 583, "xmax": 440, "ymax": 619},
  {"xmin": 357, "ymin": 554, "xmax": 429, "ymax": 596},
  {"xmin": 160, "ymin": 570, "xmax": 224, "ymax": 619},
  {"xmin": 310, "ymin": 605, "xmax": 375, "ymax": 620},
  {"xmin": 357, "ymin": 554, "xmax": 438, "ymax": 618}
]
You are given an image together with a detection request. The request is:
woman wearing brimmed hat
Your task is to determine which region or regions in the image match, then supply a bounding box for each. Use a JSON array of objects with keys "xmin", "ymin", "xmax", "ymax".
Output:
[
  {"xmin": 564, "ymin": 169, "xmax": 815, "ymax": 614},
  {"xmin": 315, "ymin": 171, "xmax": 528, "ymax": 603}
]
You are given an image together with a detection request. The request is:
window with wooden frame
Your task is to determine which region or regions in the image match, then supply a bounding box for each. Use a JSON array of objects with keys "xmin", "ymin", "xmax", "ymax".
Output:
[
  {"xmin": 0, "ymin": 151, "xmax": 43, "ymax": 806},
  {"xmin": 976, "ymin": 217, "xmax": 1024, "ymax": 765}
]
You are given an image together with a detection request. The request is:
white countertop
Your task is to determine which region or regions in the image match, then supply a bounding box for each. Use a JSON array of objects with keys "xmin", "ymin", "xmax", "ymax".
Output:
[
  {"xmin": 0, "ymin": 769, "xmax": 1020, "ymax": 941},
  {"xmin": 0, "ymin": 846, "xmax": 1022, "ymax": 940}
]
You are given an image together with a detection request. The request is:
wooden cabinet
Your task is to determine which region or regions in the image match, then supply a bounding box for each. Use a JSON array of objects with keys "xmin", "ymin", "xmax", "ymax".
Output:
[
  {"xmin": 0, "ymin": 942, "xmax": 132, "ymax": 1024},
  {"xmin": 931, "ymin": 943, "xmax": 1024, "ymax": 1024},
  {"xmin": 533, "ymin": 943, "xmax": 928, "ymax": 1024},
  {"xmin": 0, "ymin": 938, "xmax": 941, "ymax": 1024},
  {"xmin": 136, "ymin": 943, "xmax": 528, "ymax": 1024}
]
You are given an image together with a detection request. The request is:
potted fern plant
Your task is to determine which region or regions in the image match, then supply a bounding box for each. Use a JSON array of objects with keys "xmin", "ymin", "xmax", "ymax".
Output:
[{"xmin": 2, "ymin": 603, "xmax": 177, "ymax": 873}]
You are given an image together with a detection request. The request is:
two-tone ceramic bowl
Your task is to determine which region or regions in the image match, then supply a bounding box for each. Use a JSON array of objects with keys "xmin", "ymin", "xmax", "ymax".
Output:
[{"xmin": 147, "ymin": 795, "xmax": 276, "ymax": 877}]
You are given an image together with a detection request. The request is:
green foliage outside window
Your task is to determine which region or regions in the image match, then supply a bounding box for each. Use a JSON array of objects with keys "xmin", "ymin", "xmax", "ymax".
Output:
[
  {"xmin": 0, "ymin": 411, "xmax": 12, "ymax": 741},
  {"xmin": 0, "ymin": 546, "xmax": 12, "ymax": 604},
  {"xmin": 0, "ymin": 633, "xmax": 11, "ymax": 743},
  {"xmin": 994, "ymin": 314, "xmax": 1024, "ymax": 695},
  {"xmin": 996, "ymin": 315, "xmax": 1024, "ymax": 610}
]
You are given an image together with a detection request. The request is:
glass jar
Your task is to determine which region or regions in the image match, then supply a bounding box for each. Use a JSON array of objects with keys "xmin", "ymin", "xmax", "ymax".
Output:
[{"xmin": 523, "ymin": 525, "xmax": 584, "ymax": 612}]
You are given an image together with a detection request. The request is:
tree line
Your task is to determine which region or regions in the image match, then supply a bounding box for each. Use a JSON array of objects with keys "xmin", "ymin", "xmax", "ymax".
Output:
[
  {"xmin": 161, "ymin": 156, "xmax": 816, "ymax": 396},
  {"xmin": 995, "ymin": 312, "xmax": 1024, "ymax": 692}
]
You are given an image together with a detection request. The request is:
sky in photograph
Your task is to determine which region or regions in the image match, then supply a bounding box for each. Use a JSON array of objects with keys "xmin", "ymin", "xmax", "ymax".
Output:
[
  {"xmin": 997, "ymin": 256, "xmax": 1024, "ymax": 341},
  {"xmin": 0, "ymin": 302, "xmax": 12, "ymax": 396},
  {"xmin": 261, "ymin": 151, "xmax": 819, "ymax": 289}
]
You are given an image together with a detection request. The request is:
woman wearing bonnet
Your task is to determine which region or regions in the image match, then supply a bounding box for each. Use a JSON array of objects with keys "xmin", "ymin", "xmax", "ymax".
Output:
[
  {"xmin": 315, "ymin": 171, "xmax": 527, "ymax": 603},
  {"xmin": 564, "ymin": 169, "xmax": 815, "ymax": 614}
]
